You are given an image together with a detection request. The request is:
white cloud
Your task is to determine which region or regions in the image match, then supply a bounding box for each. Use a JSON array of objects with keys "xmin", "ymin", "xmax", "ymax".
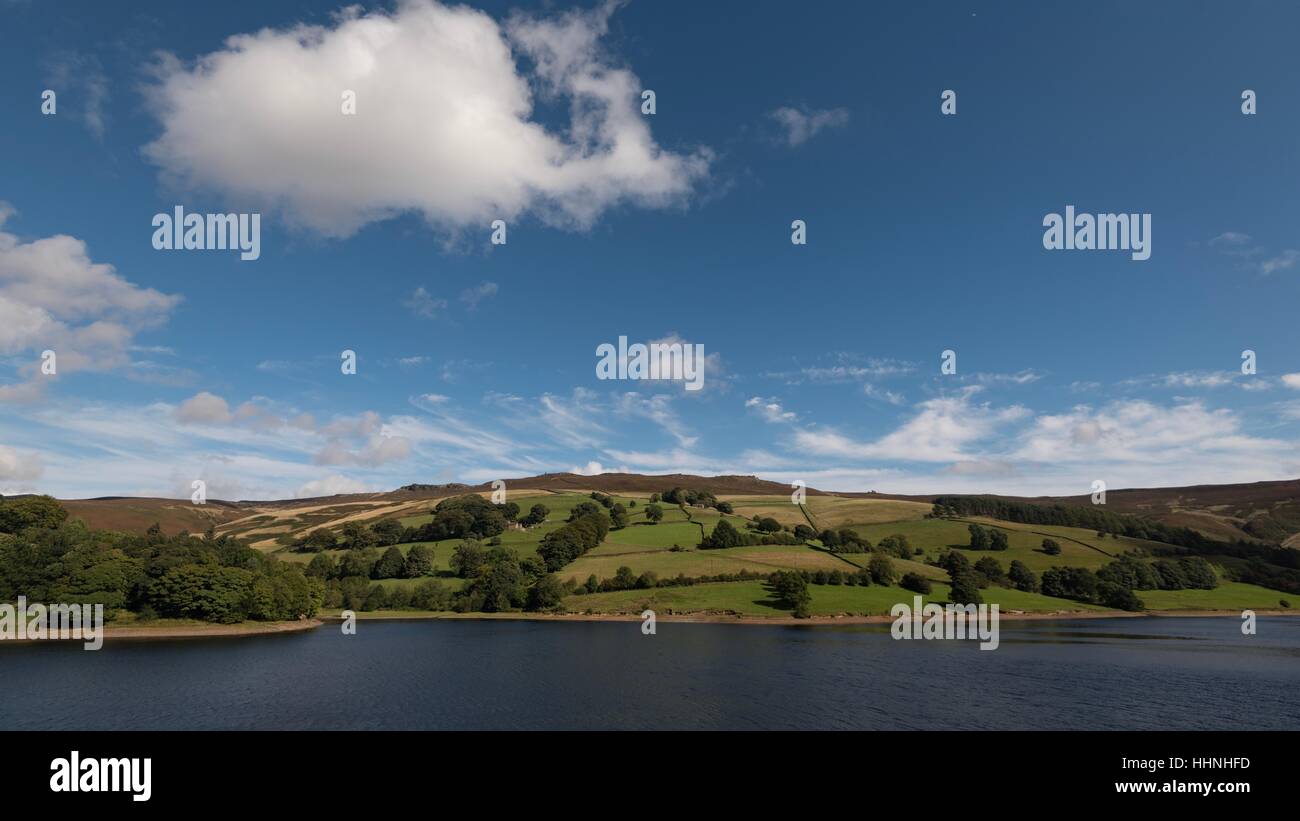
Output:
[
  {"xmin": 1154, "ymin": 371, "xmax": 1234, "ymax": 389},
  {"xmin": 175, "ymin": 391, "xmax": 233, "ymax": 424},
  {"xmin": 1260, "ymin": 249, "xmax": 1299, "ymax": 275},
  {"xmin": 862, "ymin": 383, "xmax": 906, "ymax": 405},
  {"xmin": 764, "ymin": 357, "xmax": 914, "ymax": 385},
  {"xmin": 746, "ymin": 395, "xmax": 797, "ymax": 423},
  {"xmin": 973, "ymin": 370, "xmax": 1042, "ymax": 386},
  {"xmin": 571, "ymin": 460, "xmax": 628, "ymax": 476},
  {"xmin": 1282, "ymin": 373, "xmax": 1300, "ymax": 390},
  {"xmin": 297, "ymin": 473, "xmax": 372, "ymax": 498},
  {"xmin": 1209, "ymin": 231, "xmax": 1251, "ymax": 247},
  {"xmin": 794, "ymin": 390, "xmax": 1029, "ymax": 463},
  {"xmin": 142, "ymin": 0, "xmax": 708, "ymax": 238},
  {"xmin": 314, "ymin": 433, "xmax": 412, "ymax": 468},
  {"xmin": 0, "ymin": 205, "xmax": 180, "ymax": 399},
  {"xmin": 1012, "ymin": 400, "xmax": 1279, "ymax": 464},
  {"xmin": 0, "ymin": 444, "xmax": 43, "ymax": 482},
  {"xmin": 44, "ymin": 51, "xmax": 109, "ymax": 139},
  {"xmin": 769, "ymin": 106, "xmax": 849, "ymax": 147},
  {"xmin": 615, "ymin": 392, "xmax": 696, "ymax": 447},
  {"xmin": 404, "ymin": 287, "xmax": 447, "ymax": 319},
  {"xmin": 459, "ymin": 281, "xmax": 499, "ymax": 309}
]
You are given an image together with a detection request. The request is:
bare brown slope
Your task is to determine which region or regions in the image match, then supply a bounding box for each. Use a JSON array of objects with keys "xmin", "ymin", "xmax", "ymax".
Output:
[{"xmin": 59, "ymin": 497, "xmax": 246, "ymax": 534}]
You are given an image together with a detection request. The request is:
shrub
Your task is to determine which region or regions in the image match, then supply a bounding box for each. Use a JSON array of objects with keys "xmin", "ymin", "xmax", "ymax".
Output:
[{"xmin": 899, "ymin": 572, "xmax": 932, "ymax": 594}]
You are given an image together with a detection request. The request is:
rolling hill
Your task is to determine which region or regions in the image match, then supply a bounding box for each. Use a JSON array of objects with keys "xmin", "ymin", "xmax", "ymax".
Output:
[{"xmin": 36, "ymin": 473, "xmax": 1300, "ymax": 548}]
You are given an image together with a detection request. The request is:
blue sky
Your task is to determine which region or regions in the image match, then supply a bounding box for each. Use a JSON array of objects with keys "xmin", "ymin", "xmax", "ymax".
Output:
[{"xmin": 1, "ymin": 0, "xmax": 1299, "ymax": 500}]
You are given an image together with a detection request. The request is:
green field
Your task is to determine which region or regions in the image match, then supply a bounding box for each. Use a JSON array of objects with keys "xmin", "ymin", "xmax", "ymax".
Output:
[
  {"xmin": 832, "ymin": 518, "xmax": 1116, "ymax": 574},
  {"xmin": 1134, "ymin": 582, "xmax": 1294, "ymax": 610},
  {"xmin": 267, "ymin": 491, "xmax": 1295, "ymax": 617},
  {"xmin": 565, "ymin": 579, "xmax": 1107, "ymax": 618}
]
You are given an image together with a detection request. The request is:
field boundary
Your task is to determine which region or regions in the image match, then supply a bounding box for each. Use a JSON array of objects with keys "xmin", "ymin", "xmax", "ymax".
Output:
[{"xmin": 951, "ymin": 517, "xmax": 1117, "ymax": 558}]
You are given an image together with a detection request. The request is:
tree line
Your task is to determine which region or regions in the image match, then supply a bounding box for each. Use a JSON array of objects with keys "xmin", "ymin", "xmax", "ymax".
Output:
[
  {"xmin": 933, "ymin": 496, "xmax": 1300, "ymax": 594},
  {"xmin": 0, "ymin": 495, "xmax": 321, "ymax": 624}
]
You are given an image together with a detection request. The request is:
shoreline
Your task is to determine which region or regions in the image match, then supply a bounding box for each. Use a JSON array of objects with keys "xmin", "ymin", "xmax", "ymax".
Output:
[
  {"xmin": 3, "ymin": 607, "xmax": 1294, "ymax": 645},
  {"xmin": 0, "ymin": 618, "xmax": 323, "ymax": 644},
  {"xmin": 321, "ymin": 607, "xmax": 1299, "ymax": 627}
]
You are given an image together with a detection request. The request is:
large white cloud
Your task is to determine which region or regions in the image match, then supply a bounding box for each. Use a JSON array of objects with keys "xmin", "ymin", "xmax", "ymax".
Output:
[{"xmin": 142, "ymin": 0, "xmax": 709, "ymax": 237}]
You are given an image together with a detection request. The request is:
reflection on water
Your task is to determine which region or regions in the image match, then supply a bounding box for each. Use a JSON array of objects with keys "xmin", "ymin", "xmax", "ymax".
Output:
[{"xmin": 3, "ymin": 616, "xmax": 1297, "ymax": 730}]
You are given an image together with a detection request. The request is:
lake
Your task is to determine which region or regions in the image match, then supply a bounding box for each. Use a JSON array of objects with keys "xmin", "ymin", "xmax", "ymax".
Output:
[{"xmin": 3, "ymin": 616, "xmax": 1298, "ymax": 730}]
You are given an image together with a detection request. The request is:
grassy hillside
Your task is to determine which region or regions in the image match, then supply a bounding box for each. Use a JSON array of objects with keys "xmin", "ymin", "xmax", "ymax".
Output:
[{"xmin": 28, "ymin": 474, "xmax": 1300, "ymax": 622}]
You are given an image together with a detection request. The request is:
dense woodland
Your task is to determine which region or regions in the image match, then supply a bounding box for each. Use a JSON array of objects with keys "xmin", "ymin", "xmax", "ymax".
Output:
[
  {"xmin": 0, "ymin": 495, "xmax": 321, "ymax": 623},
  {"xmin": 933, "ymin": 496, "xmax": 1300, "ymax": 595}
]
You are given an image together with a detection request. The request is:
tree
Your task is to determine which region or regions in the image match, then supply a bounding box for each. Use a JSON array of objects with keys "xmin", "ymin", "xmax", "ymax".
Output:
[
  {"xmin": 793, "ymin": 524, "xmax": 815, "ymax": 541},
  {"xmin": 756, "ymin": 517, "xmax": 782, "ymax": 533},
  {"xmin": 300, "ymin": 528, "xmax": 337, "ymax": 552},
  {"xmin": 403, "ymin": 543, "xmax": 435, "ymax": 577},
  {"xmin": 610, "ymin": 503, "xmax": 629, "ymax": 529},
  {"xmin": 305, "ymin": 552, "xmax": 337, "ymax": 579},
  {"xmin": 948, "ymin": 569, "xmax": 983, "ymax": 605},
  {"xmin": 770, "ymin": 571, "xmax": 811, "ymax": 616},
  {"xmin": 988, "ymin": 529, "xmax": 1009, "ymax": 551},
  {"xmin": 941, "ymin": 550, "xmax": 971, "ymax": 575},
  {"xmin": 702, "ymin": 519, "xmax": 745, "ymax": 549},
  {"xmin": 645, "ymin": 503, "xmax": 664, "ymax": 524},
  {"xmin": 521, "ymin": 503, "xmax": 549, "ymax": 527},
  {"xmin": 716, "ymin": 501, "xmax": 734, "ymax": 514},
  {"xmin": 450, "ymin": 540, "xmax": 486, "ymax": 578},
  {"xmin": 568, "ymin": 502, "xmax": 603, "ymax": 522},
  {"xmin": 974, "ymin": 556, "xmax": 1006, "ymax": 586},
  {"xmin": 465, "ymin": 547, "xmax": 527, "ymax": 612},
  {"xmin": 537, "ymin": 512, "xmax": 609, "ymax": 570},
  {"xmin": 1041, "ymin": 538, "xmax": 1062, "ymax": 556},
  {"xmin": 373, "ymin": 546, "xmax": 406, "ymax": 579},
  {"xmin": 370, "ymin": 519, "xmax": 403, "ymax": 546},
  {"xmin": 1008, "ymin": 560, "xmax": 1038, "ymax": 592},
  {"xmin": 613, "ymin": 565, "xmax": 637, "ymax": 590},
  {"xmin": 339, "ymin": 549, "xmax": 375, "ymax": 579},
  {"xmin": 968, "ymin": 523, "xmax": 991, "ymax": 550},
  {"xmin": 868, "ymin": 554, "xmax": 897, "ymax": 586},
  {"xmin": 362, "ymin": 584, "xmax": 389, "ymax": 611},
  {"xmin": 1099, "ymin": 582, "xmax": 1144, "ymax": 611},
  {"xmin": 0, "ymin": 495, "xmax": 68, "ymax": 533},
  {"xmin": 1177, "ymin": 557, "xmax": 1218, "ymax": 590},
  {"xmin": 900, "ymin": 572, "xmax": 932, "ymax": 594},
  {"xmin": 500, "ymin": 501, "xmax": 520, "ymax": 522},
  {"xmin": 342, "ymin": 521, "xmax": 378, "ymax": 549},
  {"xmin": 878, "ymin": 534, "xmax": 911, "ymax": 559},
  {"xmin": 410, "ymin": 579, "xmax": 450, "ymax": 610},
  {"xmin": 526, "ymin": 574, "xmax": 566, "ymax": 611}
]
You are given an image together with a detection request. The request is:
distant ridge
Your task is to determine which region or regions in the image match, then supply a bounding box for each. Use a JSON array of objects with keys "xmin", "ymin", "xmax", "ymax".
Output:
[{"xmin": 20, "ymin": 473, "xmax": 1300, "ymax": 545}]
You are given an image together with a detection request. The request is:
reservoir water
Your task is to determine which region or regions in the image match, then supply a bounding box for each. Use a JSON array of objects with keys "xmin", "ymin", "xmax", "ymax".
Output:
[{"xmin": 3, "ymin": 616, "xmax": 1297, "ymax": 730}]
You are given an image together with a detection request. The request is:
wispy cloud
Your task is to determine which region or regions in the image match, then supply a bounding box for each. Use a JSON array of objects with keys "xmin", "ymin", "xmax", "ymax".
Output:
[
  {"xmin": 404, "ymin": 286, "xmax": 448, "ymax": 319},
  {"xmin": 769, "ymin": 106, "xmax": 849, "ymax": 147}
]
